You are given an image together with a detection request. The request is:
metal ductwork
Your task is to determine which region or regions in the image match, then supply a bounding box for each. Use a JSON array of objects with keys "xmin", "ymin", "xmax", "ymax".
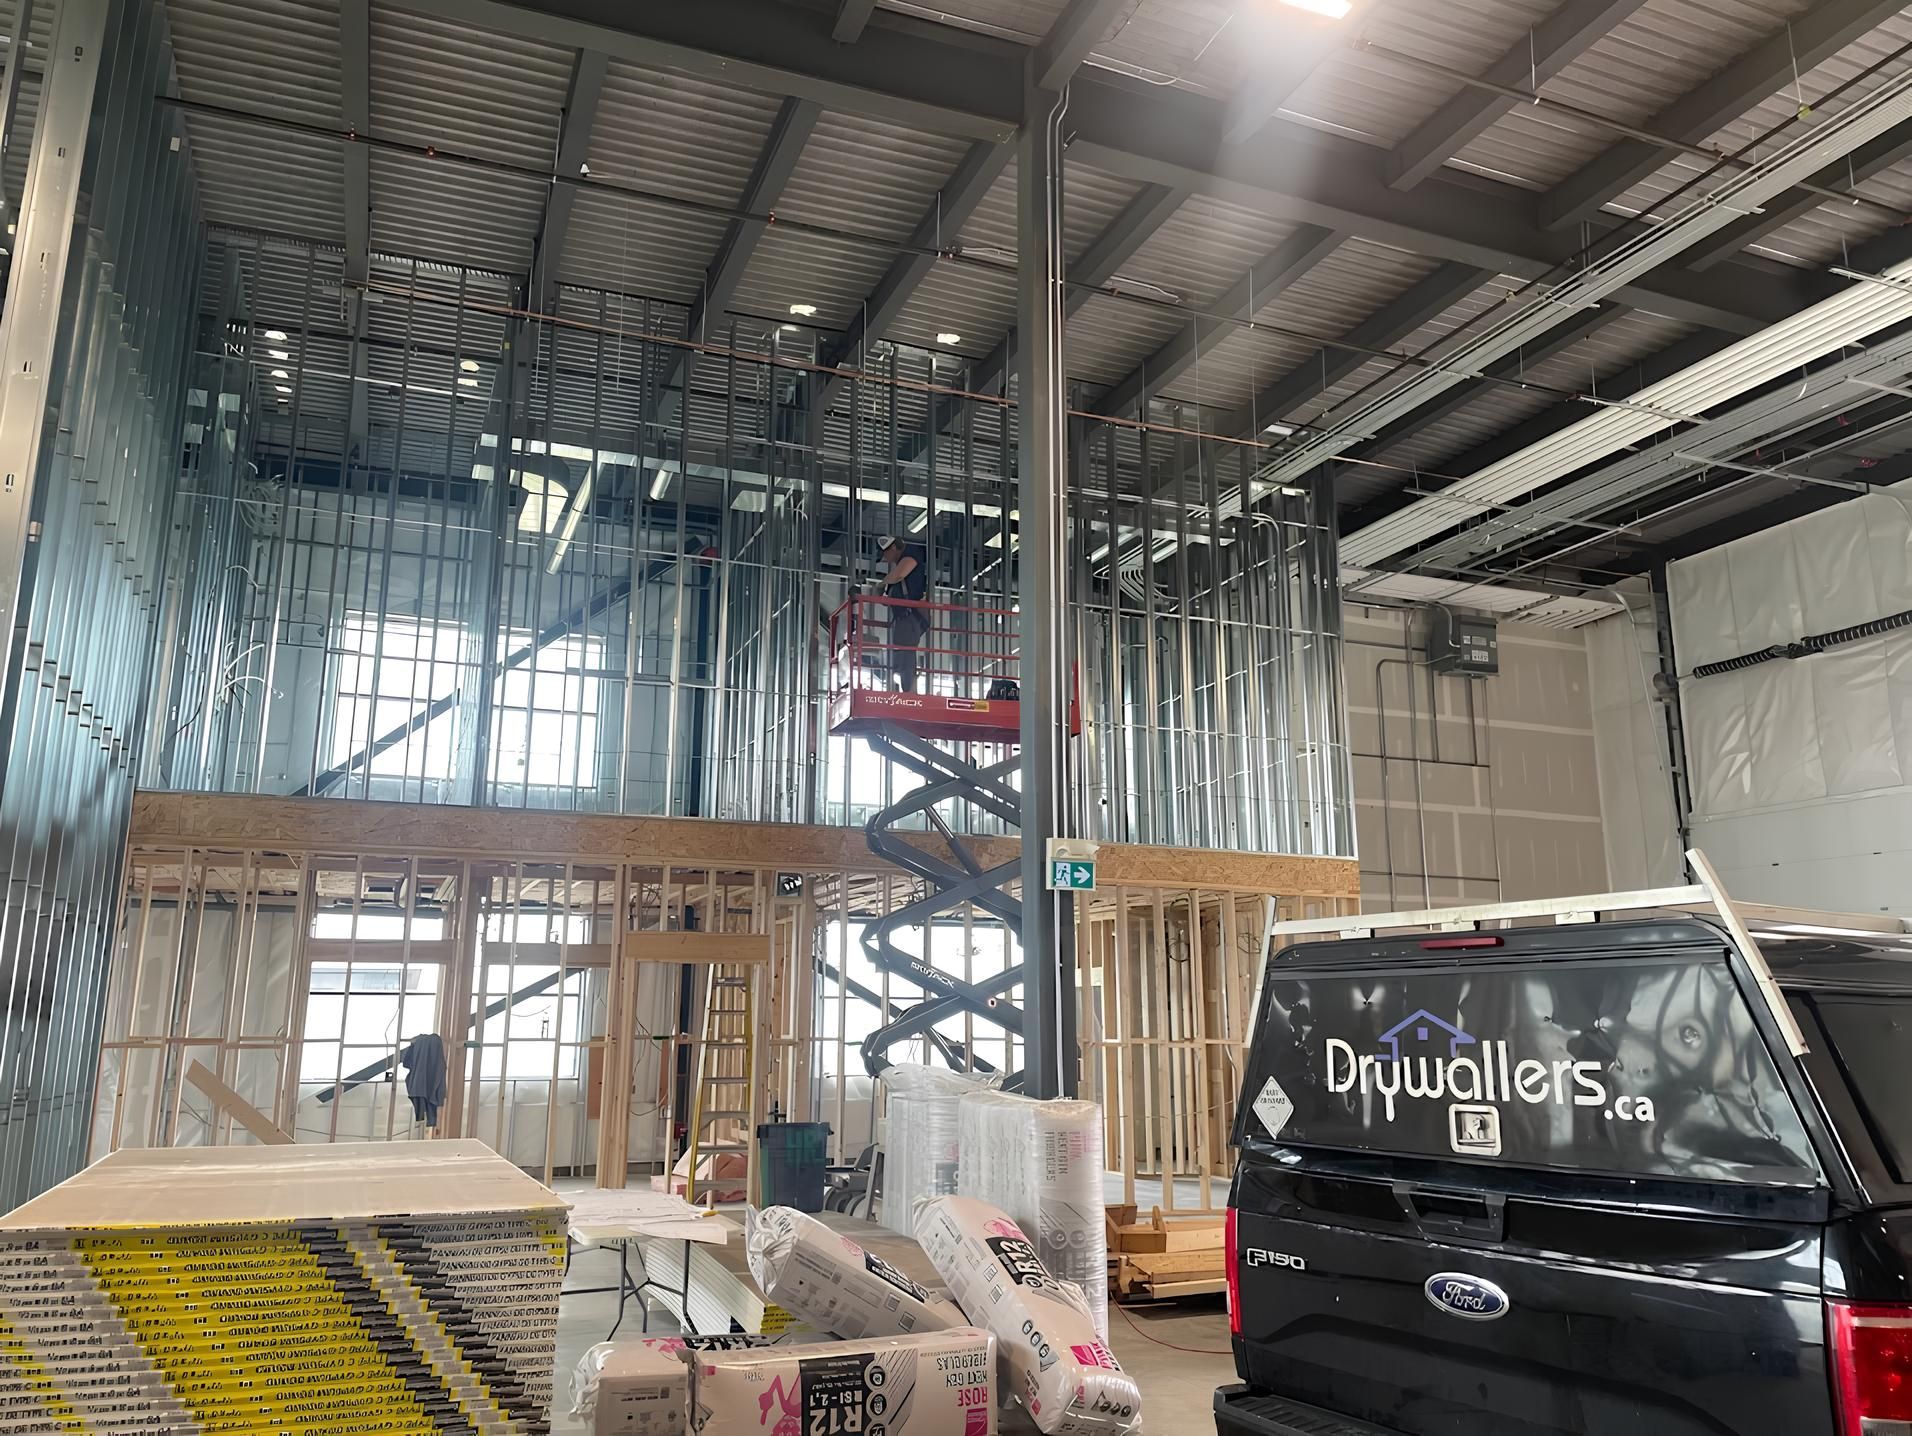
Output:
[
  {"xmin": 1343, "ymin": 258, "xmax": 1912, "ymax": 569},
  {"xmin": 1247, "ymin": 60, "xmax": 1912, "ymax": 503}
]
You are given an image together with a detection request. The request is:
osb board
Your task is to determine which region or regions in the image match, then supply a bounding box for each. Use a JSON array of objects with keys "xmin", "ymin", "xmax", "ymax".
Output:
[{"xmin": 129, "ymin": 792, "xmax": 1358, "ymax": 897}]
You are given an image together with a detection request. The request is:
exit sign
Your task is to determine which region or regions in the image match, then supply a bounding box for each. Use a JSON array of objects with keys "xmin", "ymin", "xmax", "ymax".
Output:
[{"xmin": 1048, "ymin": 860, "xmax": 1096, "ymax": 891}]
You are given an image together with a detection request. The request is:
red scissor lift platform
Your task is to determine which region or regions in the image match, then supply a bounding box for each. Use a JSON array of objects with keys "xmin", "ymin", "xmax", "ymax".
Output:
[{"xmin": 826, "ymin": 594, "xmax": 1077, "ymax": 743}]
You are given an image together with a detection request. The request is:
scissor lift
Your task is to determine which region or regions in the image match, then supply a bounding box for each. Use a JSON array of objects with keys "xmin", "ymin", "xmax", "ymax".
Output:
[{"xmin": 826, "ymin": 595, "xmax": 1075, "ymax": 1084}]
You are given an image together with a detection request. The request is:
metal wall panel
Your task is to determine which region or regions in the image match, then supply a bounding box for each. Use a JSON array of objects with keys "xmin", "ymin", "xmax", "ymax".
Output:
[{"xmin": 0, "ymin": 0, "xmax": 205, "ymax": 1206}]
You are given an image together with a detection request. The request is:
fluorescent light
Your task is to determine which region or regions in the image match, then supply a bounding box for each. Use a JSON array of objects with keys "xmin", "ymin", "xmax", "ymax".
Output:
[
  {"xmin": 789, "ymin": 303, "xmax": 817, "ymax": 318},
  {"xmin": 935, "ymin": 332, "xmax": 961, "ymax": 346},
  {"xmin": 459, "ymin": 358, "xmax": 480, "ymax": 373},
  {"xmin": 268, "ymin": 349, "xmax": 290, "ymax": 361},
  {"xmin": 270, "ymin": 369, "xmax": 289, "ymax": 380},
  {"xmin": 274, "ymin": 384, "xmax": 292, "ymax": 394},
  {"xmin": 781, "ymin": 324, "xmax": 802, "ymax": 333},
  {"xmin": 648, "ymin": 470, "xmax": 671, "ymax": 501},
  {"xmin": 908, "ymin": 510, "xmax": 930, "ymax": 533},
  {"xmin": 263, "ymin": 329, "xmax": 287, "ymax": 342},
  {"xmin": 1262, "ymin": 422, "xmax": 1295, "ymax": 437},
  {"xmin": 458, "ymin": 376, "xmax": 478, "ymax": 388},
  {"xmin": 1278, "ymin": 0, "xmax": 1352, "ymax": 15}
]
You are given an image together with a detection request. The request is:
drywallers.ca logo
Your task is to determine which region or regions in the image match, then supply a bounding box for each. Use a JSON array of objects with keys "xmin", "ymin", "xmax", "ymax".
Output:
[{"xmin": 1323, "ymin": 1008, "xmax": 1657, "ymax": 1125}]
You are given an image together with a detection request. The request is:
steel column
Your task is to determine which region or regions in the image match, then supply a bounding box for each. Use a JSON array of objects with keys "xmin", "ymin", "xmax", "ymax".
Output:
[{"xmin": 1016, "ymin": 78, "xmax": 1074, "ymax": 1100}]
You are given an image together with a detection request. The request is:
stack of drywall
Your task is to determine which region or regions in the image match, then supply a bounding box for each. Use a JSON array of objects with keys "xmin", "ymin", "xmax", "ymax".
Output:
[
  {"xmin": 880, "ymin": 1064, "xmax": 993, "ymax": 1237},
  {"xmin": 0, "ymin": 1141, "xmax": 566, "ymax": 1435},
  {"xmin": 956, "ymin": 1090, "xmax": 1109, "ymax": 1338}
]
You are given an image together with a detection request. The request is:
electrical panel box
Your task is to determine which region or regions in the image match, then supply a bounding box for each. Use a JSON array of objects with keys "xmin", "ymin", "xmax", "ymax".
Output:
[{"xmin": 1427, "ymin": 607, "xmax": 1499, "ymax": 678}]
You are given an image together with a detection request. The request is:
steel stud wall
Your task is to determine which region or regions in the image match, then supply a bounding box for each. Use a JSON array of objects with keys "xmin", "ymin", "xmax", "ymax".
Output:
[{"xmin": 0, "ymin": 0, "xmax": 202, "ymax": 1206}]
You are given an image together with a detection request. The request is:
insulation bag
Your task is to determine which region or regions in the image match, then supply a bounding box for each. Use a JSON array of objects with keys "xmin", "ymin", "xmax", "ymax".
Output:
[
  {"xmin": 956, "ymin": 1090, "xmax": 1110, "ymax": 1338},
  {"xmin": 689, "ymin": 1326, "xmax": 998, "ymax": 1436},
  {"xmin": 570, "ymin": 1340, "xmax": 690, "ymax": 1434},
  {"xmin": 745, "ymin": 1204, "xmax": 966, "ymax": 1339},
  {"xmin": 916, "ymin": 1195, "xmax": 1142, "ymax": 1436}
]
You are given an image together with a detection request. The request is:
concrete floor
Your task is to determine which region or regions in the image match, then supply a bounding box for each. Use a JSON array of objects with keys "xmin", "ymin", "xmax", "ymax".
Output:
[{"xmin": 549, "ymin": 1240, "xmax": 1235, "ymax": 1434}]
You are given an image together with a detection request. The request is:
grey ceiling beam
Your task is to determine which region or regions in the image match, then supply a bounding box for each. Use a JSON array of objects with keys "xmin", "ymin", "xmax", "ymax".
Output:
[
  {"xmin": 1095, "ymin": 223, "xmax": 1346, "ymax": 416},
  {"xmin": 1336, "ymin": 328, "xmax": 1732, "ymax": 533},
  {"xmin": 1538, "ymin": 0, "xmax": 1909, "ymax": 231},
  {"xmin": 1220, "ymin": 7, "xmax": 1360, "ymax": 147},
  {"xmin": 530, "ymin": 48, "xmax": 609, "ymax": 306},
  {"xmin": 1213, "ymin": 261, "xmax": 1488, "ymax": 440},
  {"xmin": 1344, "ymin": 301, "xmax": 1626, "ymax": 463},
  {"xmin": 1386, "ymin": 0, "xmax": 1650, "ymax": 191},
  {"xmin": 1032, "ymin": 0, "xmax": 1130, "ymax": 93},
  {"xmin": 689, "ymin": 96, "xmax": 820, "ymax": 337},
  {"xmin": 832, "ymin": 0, "xmax": 877, "ymax": 44},
  {"xmin": 900, "ymin": 182, "xmax": 1189, "ymax": 461},
  {"xmin": 818, "ymin": 0, "xmax": 1123, "ymax": 415},
  {"xmin": 1683, "ymin": 118, "xmax": 1912, "ymax": 270},
  {"xmin": 340, "ymin": 0, "xmax": 369, "ymax": 284},
  {"xmin": 818, "ymin": 140, "xmax": 1009, "ymax": 414},
  {"xmin": 398, "ymin": 0, "xmax": 1813, "ymax": 336},
  {"xmin": 1061, "ymin": 78, "xmax": 1814, "ymax": 337}
]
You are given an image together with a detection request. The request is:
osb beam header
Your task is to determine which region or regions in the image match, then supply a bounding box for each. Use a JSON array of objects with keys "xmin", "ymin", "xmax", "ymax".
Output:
[{"xmin": 128, "ymin": 792, "xmax": 1358, "ymax": 897}]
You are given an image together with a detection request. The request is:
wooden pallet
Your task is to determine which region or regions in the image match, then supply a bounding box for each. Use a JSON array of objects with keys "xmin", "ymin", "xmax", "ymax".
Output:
[{"xmin": 1107, "ymin": 1205, "xmax": 1227, "ymax": 1302}]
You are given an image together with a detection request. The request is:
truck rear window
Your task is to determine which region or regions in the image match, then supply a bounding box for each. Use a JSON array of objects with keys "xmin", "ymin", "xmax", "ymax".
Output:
[
  {"xmin": 1808, "ymin": 996, "xmax": 1912, "ymax": 1184},
  {"xmin": 1237, "ymin": 950, "xmax": 1823, "ymax": 1186}
]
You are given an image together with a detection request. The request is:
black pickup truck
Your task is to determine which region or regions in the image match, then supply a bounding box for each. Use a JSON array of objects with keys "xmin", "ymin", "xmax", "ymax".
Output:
[{"xmin": 1217, "ymin": 897, "xmax": 1912, "ymax": 1436}]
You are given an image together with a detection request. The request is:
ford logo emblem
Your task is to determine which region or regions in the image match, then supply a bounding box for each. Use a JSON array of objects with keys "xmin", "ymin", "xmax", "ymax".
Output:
[{"xmin": 1424, "ymin": 1272, "xmax": 1509, "ymax": 1320}]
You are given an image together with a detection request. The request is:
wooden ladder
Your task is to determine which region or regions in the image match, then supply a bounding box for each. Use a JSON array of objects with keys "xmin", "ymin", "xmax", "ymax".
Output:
[{"xmin": 683, "ymin": 963, "xmax": 758, "ymax": 1204}]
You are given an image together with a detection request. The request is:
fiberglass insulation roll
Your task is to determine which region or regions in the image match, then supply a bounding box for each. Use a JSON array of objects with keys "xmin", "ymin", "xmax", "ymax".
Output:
[
  {"xmin": 881, "ymin": 1063, "xmax": 995, "ymax": 1237},
  {"xmin": 956, "ymin": 1089, "xmax": 1108, "ymax": 1338},
  {"xmin": 916, "ymin": 1195, "xmax": 1141, "ymax": 1436},
  {"xmin": 745, "ymin": 1204, "xmax": 966, "ymax": 1339}
]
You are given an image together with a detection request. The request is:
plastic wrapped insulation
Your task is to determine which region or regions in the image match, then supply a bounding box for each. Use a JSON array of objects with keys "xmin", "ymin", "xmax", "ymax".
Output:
[
  {"xmin": 880, "ymin": 1063, "xmax": 994, "ymax": 1236},
  {"xmin": 956, "ymin": 1089, "xmax": 1109, "ymax": 1339},
  {"xmin": 744, "ymin": 1204, "xmax": 966, "ymax": 1339},
  {"xmin": 916, "ymin": 1195, "xmax": 1141, "ymax": 1436}
]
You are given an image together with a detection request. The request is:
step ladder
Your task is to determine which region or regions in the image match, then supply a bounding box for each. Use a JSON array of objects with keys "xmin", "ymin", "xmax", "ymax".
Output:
[{"xmin": 683, "ymin": 965, "xmax": 758, "ymax": 1204}]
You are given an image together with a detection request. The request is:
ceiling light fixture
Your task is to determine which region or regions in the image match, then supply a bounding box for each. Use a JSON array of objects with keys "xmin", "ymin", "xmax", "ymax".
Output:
[
  {"xmin": 274, "ymin": 384, "xmax": 292, "ymax": 395},
  {"xmin": 458, "ymin": 376, "xmax": 478, "ymax": 388},
  {"xmin": 648, "ymin": 469, "xmax": 672, "ymax": 501},
  {"xmin": 460, "ymin": 358, "xmax": 480, "ymax": 373},
  {"xmin": 263, "ymin": 329, "xmax": 288, "ymax": 342},
  {"xmin": 268, "ymin": 349, "xmax": 290, "ymax": 362},
  {"xmin": 908, "ymin": 510, "xmax": 931, "ymax": 533},
  {"xmin": 270, "ymin": 369, "xmax": 289, "ymax": 380},
  {"xmin": 935, "ymin": 332, "xmax": 961, "ymax": 346},
  {"xmin": 1262, "ymin": 422, "xmax": 1295, "ymax": 437},
  {"xmin": 788, "ymin": 303, "xmax": 818, "ymax": 318},
  {"xmin": 1278, "ymin": 0, "xmax": 1353, "ymax": 16}
]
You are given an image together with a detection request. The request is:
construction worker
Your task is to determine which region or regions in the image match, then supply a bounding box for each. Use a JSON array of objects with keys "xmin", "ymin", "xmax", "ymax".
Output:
[{"xmin": 874, "ymin": 533, "xmax": 928, "ymax": 691}]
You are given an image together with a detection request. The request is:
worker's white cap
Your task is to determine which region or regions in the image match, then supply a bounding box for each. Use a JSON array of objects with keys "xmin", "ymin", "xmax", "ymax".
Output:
[{"xmin": 876, "ymin": 533, "xmax": 899, "ymax": 549}]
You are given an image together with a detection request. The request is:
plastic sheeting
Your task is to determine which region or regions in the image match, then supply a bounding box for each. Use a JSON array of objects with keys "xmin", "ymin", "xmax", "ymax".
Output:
[
  {"xmin": 745, "ymin": 1205, "xmax": 966, "ymax": 1339},
  {"xmin": 880, "ymin": 1063, "xmax": 996, "ymax": 1237},
  {"xmin": 956, "ymin": 1091, "xmax": 1108, "ymax": 1341},
  {"xmin": 1585, "ymin": 605, "xmax": 1684, "ymax": 890},
  {"xmin": 916, "ymin": 1196, "xmax": 1141, "ymax": 1436},
  {"xmin": 1669, "ymin": 480, "xmax": 1912, "ymax": 914}
]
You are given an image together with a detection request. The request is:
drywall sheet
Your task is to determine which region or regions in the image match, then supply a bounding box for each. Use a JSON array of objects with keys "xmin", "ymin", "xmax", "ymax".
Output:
[{"xmin": 1585, "ymin": 608, "xmax": 1684, "ymax": 890}]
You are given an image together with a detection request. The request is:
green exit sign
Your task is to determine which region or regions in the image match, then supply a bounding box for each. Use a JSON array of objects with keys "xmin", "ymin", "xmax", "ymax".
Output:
[{"xmin": 1048, "ymin": 860, "xmax": 1096, "ymax": 892}]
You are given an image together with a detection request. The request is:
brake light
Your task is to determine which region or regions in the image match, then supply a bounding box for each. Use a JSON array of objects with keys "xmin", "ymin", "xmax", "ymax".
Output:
[
  {"xmin": 1831, "ymin": 1301, "xmax": 1912, "ymax": 1434},
  {"xmin": 1420, "ymin": 936, "xmax": 1503, "ymax": 949},
  {"xmin": 1226, "ymin": 1206, "xmax": 1241, "ymax": 1336}
]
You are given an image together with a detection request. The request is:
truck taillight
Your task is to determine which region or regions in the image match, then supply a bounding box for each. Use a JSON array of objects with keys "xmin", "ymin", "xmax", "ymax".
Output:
[
  {"xmin": 1226, "ymin": 1206, "xmax": 1241, "ymax": 1337},
  {"xmin": 1831, "ymin": 1301, "xmax": 1912, "ymax": 1434}
]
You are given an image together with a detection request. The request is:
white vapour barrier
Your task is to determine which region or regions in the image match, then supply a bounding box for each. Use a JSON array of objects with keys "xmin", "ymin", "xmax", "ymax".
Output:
[
  {"xmin": 956, "ymin": 1089, "xmax": 1109, "ymax": 1338},
  {"xmin": 881, "ymin": 1063, "xmax": 996, "ymax": 1236},
  {"xmin": 916, "ymin": 1196, "xmax": 1141, "ymax": 1436},
  {"xmin": 689, "ymin": 1326, "xmax": 998, "ymax": 1436},
  {"xmin": 745, "ymin": 1204, "xmax": 966, "ymax": 1339}
]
